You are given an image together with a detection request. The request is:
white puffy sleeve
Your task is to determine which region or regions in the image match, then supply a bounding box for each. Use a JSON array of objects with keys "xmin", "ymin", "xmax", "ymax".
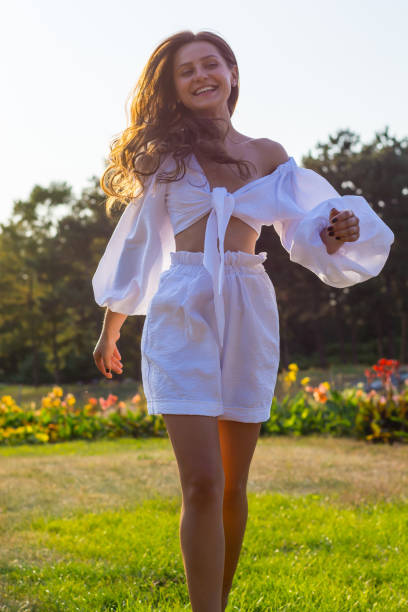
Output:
[
  {"xmin": 271, "ymin": 158, "xmax": 395, "ymax": 287},
  {"xmin": 92, "ymin": 161, "xmax": 175, "ymax": 315}
]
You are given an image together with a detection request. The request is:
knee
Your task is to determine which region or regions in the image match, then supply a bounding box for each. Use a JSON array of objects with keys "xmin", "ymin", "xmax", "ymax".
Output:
[
  {"xmin": 223, "ymin": 481, "xmax": 247, "ymax": 500},
  {"xmin": 183, "ymin": 473, "xmax": 225, "ymax": 507}
]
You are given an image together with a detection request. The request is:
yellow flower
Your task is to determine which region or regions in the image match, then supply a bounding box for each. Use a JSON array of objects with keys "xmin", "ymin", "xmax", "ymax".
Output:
[
  {"xmin": 52, "ymin": 386, "xmax": 63, "ymax": 397},
  {"xmin": 301, "ymin": 377, "xmax": 310, "ymax": 385},
  {"xmin": 1, "ymin": 395, "xmax": 14, "ymax": 406},
  {"xmin": 288, "ymin": 363, "xmax": 299, "ymax": 372},
  {"xmin": 35, "ymin": 432, "xmax": 49, "ymax": 442},
  {"xmin": 320, "ymin": 381, "xmax": 331, "ymax": 391},
  {"xmin": 42, "ymin": 397, "xmax": 52, "ymax": 408},
  {"xmin": 66, "ymin": 394, "xmax": 76, "ymax": 406},
  {"xmin": 283, "ymin": 368, "xmax": 298, "ymax": 391}
]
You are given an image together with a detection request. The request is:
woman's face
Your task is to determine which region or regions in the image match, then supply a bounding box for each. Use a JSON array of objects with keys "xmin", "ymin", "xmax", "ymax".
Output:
[{"xmin": 172, "ymin": 40, "xmax": 237, "ymax": 117}]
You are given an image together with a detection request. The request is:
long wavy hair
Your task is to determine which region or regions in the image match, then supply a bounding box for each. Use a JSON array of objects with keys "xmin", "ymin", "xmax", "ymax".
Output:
[{"xmin": 100, "ymin": 30, "xmax": 255, "ymax": 217}]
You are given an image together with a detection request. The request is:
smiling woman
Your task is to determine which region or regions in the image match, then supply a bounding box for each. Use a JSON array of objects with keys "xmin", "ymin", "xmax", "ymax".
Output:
[
  {"xmin": 92, "ymin": 29, "xmax": 394, "ymax": 612},
  {"xmin": 173, "ymin": 44, "xmax": 237, "ymax": 112}
]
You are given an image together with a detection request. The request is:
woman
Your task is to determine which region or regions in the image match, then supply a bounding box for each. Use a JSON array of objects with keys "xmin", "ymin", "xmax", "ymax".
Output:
[{"xmin": 92, "ymin": 30, "xmax": 394, "ymax": 611}]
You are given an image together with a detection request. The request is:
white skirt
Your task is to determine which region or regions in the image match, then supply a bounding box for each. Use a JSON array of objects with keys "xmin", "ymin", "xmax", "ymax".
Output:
[{"xmin": 141, "ymin": 250, "xmax": 280, "ymax": 423}]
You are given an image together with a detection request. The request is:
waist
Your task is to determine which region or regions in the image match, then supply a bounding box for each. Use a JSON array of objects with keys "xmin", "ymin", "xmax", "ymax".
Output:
[
  {"xmin": 170, "ymin": 250, "xmax": 268, "ymax": 271},
  {"xmin": 174, "ymin": 214, "xmax": 259, "ymax": 254}
]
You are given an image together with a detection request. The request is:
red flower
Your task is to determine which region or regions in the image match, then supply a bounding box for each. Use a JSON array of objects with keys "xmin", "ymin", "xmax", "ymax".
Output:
[{"xmin": 366, "ymin": 358, "xmax": 400, "ymax": 388}]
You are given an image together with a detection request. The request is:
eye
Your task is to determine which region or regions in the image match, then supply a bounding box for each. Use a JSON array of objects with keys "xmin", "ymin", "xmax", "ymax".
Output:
[
  {"xmin": 207, "ymin": 63, "xmax": 218, "ymax": 68},
  {"xmin": 181, "ymin": 69, "xmax": 193, "ymax": 76}
]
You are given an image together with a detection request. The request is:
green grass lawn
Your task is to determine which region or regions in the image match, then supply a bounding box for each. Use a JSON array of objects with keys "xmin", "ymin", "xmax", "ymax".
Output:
[{"xmin": 1, "ymin": 435, "xmax": 408, "ymax": 611}]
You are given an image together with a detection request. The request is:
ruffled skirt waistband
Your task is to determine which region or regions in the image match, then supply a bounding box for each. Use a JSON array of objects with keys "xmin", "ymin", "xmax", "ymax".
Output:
[{"xmin": 170, "ymin": 249, "xmax": 267, "ymax": 270}]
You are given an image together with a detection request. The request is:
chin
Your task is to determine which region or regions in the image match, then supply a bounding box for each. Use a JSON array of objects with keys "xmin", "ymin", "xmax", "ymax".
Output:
[{"xmin": 189, "ymin": 99, "xmax": 227, "ymax": 115}]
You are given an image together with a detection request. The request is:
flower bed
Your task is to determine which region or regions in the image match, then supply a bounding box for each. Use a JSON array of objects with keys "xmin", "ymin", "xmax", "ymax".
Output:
[
  {"xmin": 0, "ymin": 386, "xmax": 167, "ymax": 445},
  {"xmin": 1, "ymin": 359, "xmax": 407, "ymax": 445},
  {"xmin": 262, "ymin": 359, "xmax": 408, "ymax": 444}
]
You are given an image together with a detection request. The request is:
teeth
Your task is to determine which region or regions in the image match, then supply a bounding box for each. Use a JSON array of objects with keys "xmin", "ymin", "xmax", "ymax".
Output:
[{"xmin": 194, "ymin": 86, "xmax": 216, "ymax": 95}]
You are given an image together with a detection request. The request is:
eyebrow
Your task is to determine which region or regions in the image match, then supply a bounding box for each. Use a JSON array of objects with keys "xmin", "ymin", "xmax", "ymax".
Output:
[{"xmin": 176, "ymin": 54, "xmax": 219, "ymax": 70}]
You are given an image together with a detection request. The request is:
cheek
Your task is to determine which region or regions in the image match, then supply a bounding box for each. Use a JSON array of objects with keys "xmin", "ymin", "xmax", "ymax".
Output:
[
  {"xmin": 173, "ymin": 77, "xmax": 185, "ymax": 96},
  {"xmin": 218, "ymin": 73, "xmax": 232, "ymax": 90}
]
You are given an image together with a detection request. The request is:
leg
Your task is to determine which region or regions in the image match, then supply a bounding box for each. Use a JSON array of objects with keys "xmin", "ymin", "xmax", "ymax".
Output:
[
  {"xmin": 163, "ymin": 414, "xmax": 225, "ymax": 612},
  {"xmin": 217, "ymin": 419, "xmax": 262, "ymax": 611}
]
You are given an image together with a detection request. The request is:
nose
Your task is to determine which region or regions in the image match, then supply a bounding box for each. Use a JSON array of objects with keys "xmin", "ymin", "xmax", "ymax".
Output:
[{"xmin": 193, "ymin": 65, "xmax": 209, "ymax": 80}]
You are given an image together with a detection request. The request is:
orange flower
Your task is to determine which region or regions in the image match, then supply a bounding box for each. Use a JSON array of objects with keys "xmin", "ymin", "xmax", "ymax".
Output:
[
  {"xmin": 105, "ymin": 394, "xmax": 118, "ymax": 408},
  {"xmin": 313, "ymin": 389, "xmax": 327, "ymax": 403},
  {"xmin": 99, "ymin": 397, "xmax": 108, "ymax": 410}
]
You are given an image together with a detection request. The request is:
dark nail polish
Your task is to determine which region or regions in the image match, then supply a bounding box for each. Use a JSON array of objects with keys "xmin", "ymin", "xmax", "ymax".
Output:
[
  {"xmin": 328, "ymin": 225, "xmax": 333, "ymax": 231},
  {"xmin": 328, "ymin": 231, "xmax": 334, "ymax": 236},
  {"xmin": 332, "ymin": 218, "xmax": 338, "ymax": 223},
  {"xmin": 336, "ymin": 237, "xmax": 341, "ymax": 240}
]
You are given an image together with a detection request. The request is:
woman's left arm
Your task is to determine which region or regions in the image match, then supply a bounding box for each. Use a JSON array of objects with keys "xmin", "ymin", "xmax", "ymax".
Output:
[{"xmin": 271, "ymin": 159, "xmax": 395, "ymax": 288}]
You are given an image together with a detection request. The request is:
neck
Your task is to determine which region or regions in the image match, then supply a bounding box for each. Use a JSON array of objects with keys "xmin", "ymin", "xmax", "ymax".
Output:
[{"xmin": 192, "ymin": 104, "xmax": 234, "ymax": 141}]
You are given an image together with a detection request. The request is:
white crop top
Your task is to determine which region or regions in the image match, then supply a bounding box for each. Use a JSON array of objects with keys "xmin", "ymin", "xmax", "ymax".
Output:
[{"xmin": 92, "ymin": 152, "xmax": 394, "ymax": 350}]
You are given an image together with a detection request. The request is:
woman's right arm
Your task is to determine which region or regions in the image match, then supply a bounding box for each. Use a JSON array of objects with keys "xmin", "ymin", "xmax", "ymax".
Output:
[{"xmin": 93, "ymin": 308, "xmax": 127, "ymax": 378}]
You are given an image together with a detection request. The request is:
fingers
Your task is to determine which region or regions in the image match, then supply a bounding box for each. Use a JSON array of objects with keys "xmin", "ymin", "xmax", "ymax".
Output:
[
  {"xmin": 94, "ymin": 353, "xmax": 111, "ymax": 378},
  {"xmin": 327, "ymin": 209, "xmax": 360, "ymax": 242},
  {"xmin": 93, "ymin": 351, "xmax": 123, "ymax": 378},
  {"xmin": 111, "ymin": 355, "xmax": 123, "ymax": 374}
]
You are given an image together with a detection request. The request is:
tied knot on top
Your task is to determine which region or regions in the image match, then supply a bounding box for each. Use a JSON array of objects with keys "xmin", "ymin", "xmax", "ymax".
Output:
[{"xmin": 203, "ymin": 187, "xmax": 236, "ymax": 350}]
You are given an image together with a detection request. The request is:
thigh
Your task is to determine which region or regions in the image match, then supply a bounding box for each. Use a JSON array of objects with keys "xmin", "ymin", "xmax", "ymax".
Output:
[
  {"xmin": 163, "ymin": 415, "xmax": 225, "ymax": 494},
  {"xmin": 217, "ymin": 420, "xmax": 261, "ymax": 492}
]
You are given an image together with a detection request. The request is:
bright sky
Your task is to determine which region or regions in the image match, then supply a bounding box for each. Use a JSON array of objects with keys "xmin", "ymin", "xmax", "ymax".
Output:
[{"xmin": 2, "ymin": 0, "xmax": 407, "ymax": 225}]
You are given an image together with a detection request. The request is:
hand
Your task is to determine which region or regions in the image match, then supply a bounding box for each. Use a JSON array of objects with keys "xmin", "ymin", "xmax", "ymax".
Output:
[
  {"xmin": 326, "ymin": 207, "xmax": 360, "ymax": 243},
  {"xmin": 93, "ymin": 332, "xmax": 123, "ymax": 379}
]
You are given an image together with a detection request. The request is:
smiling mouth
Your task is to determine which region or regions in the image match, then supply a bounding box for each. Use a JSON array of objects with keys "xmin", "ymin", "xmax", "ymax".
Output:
[{"xmin": 193, "ymin": 86, "xmax": 218, "ymax": 96}]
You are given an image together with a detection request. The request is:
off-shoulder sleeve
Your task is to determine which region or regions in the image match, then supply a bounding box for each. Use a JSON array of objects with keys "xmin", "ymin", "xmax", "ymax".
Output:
[
  {"xmin": 271, "ymin": 159, "xmax": 395, "ymax": 287},
  {"xmin": 92, "ymin": 162, "xmax": 175, "ymax": 315}
]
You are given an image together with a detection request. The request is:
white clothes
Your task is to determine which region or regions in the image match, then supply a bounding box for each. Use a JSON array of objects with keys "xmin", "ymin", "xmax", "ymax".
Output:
[
  {"xmin": 141, "ymin": 249, "xmax": 279, "ymax": 423},
  {"xmin": 92, "ymin": 152, "xmax": 395, "ymax": 350}
]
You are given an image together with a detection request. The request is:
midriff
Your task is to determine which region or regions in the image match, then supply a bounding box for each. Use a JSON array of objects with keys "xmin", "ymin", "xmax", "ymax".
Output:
[{"xmin": 175, "ymin": 213, "xmax": 258, "ymax": 254}]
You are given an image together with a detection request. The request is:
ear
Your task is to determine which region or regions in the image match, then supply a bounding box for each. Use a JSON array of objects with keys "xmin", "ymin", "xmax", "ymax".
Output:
[{"xmin": 231, "ymin": 65, "xmax": 238, "ymax": 87}]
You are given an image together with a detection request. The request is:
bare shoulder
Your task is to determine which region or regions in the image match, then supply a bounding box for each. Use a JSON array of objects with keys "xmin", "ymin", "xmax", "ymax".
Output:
[{"xmin": 254, "ymin": 138, "xmax": 290, "ymax": 173}]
